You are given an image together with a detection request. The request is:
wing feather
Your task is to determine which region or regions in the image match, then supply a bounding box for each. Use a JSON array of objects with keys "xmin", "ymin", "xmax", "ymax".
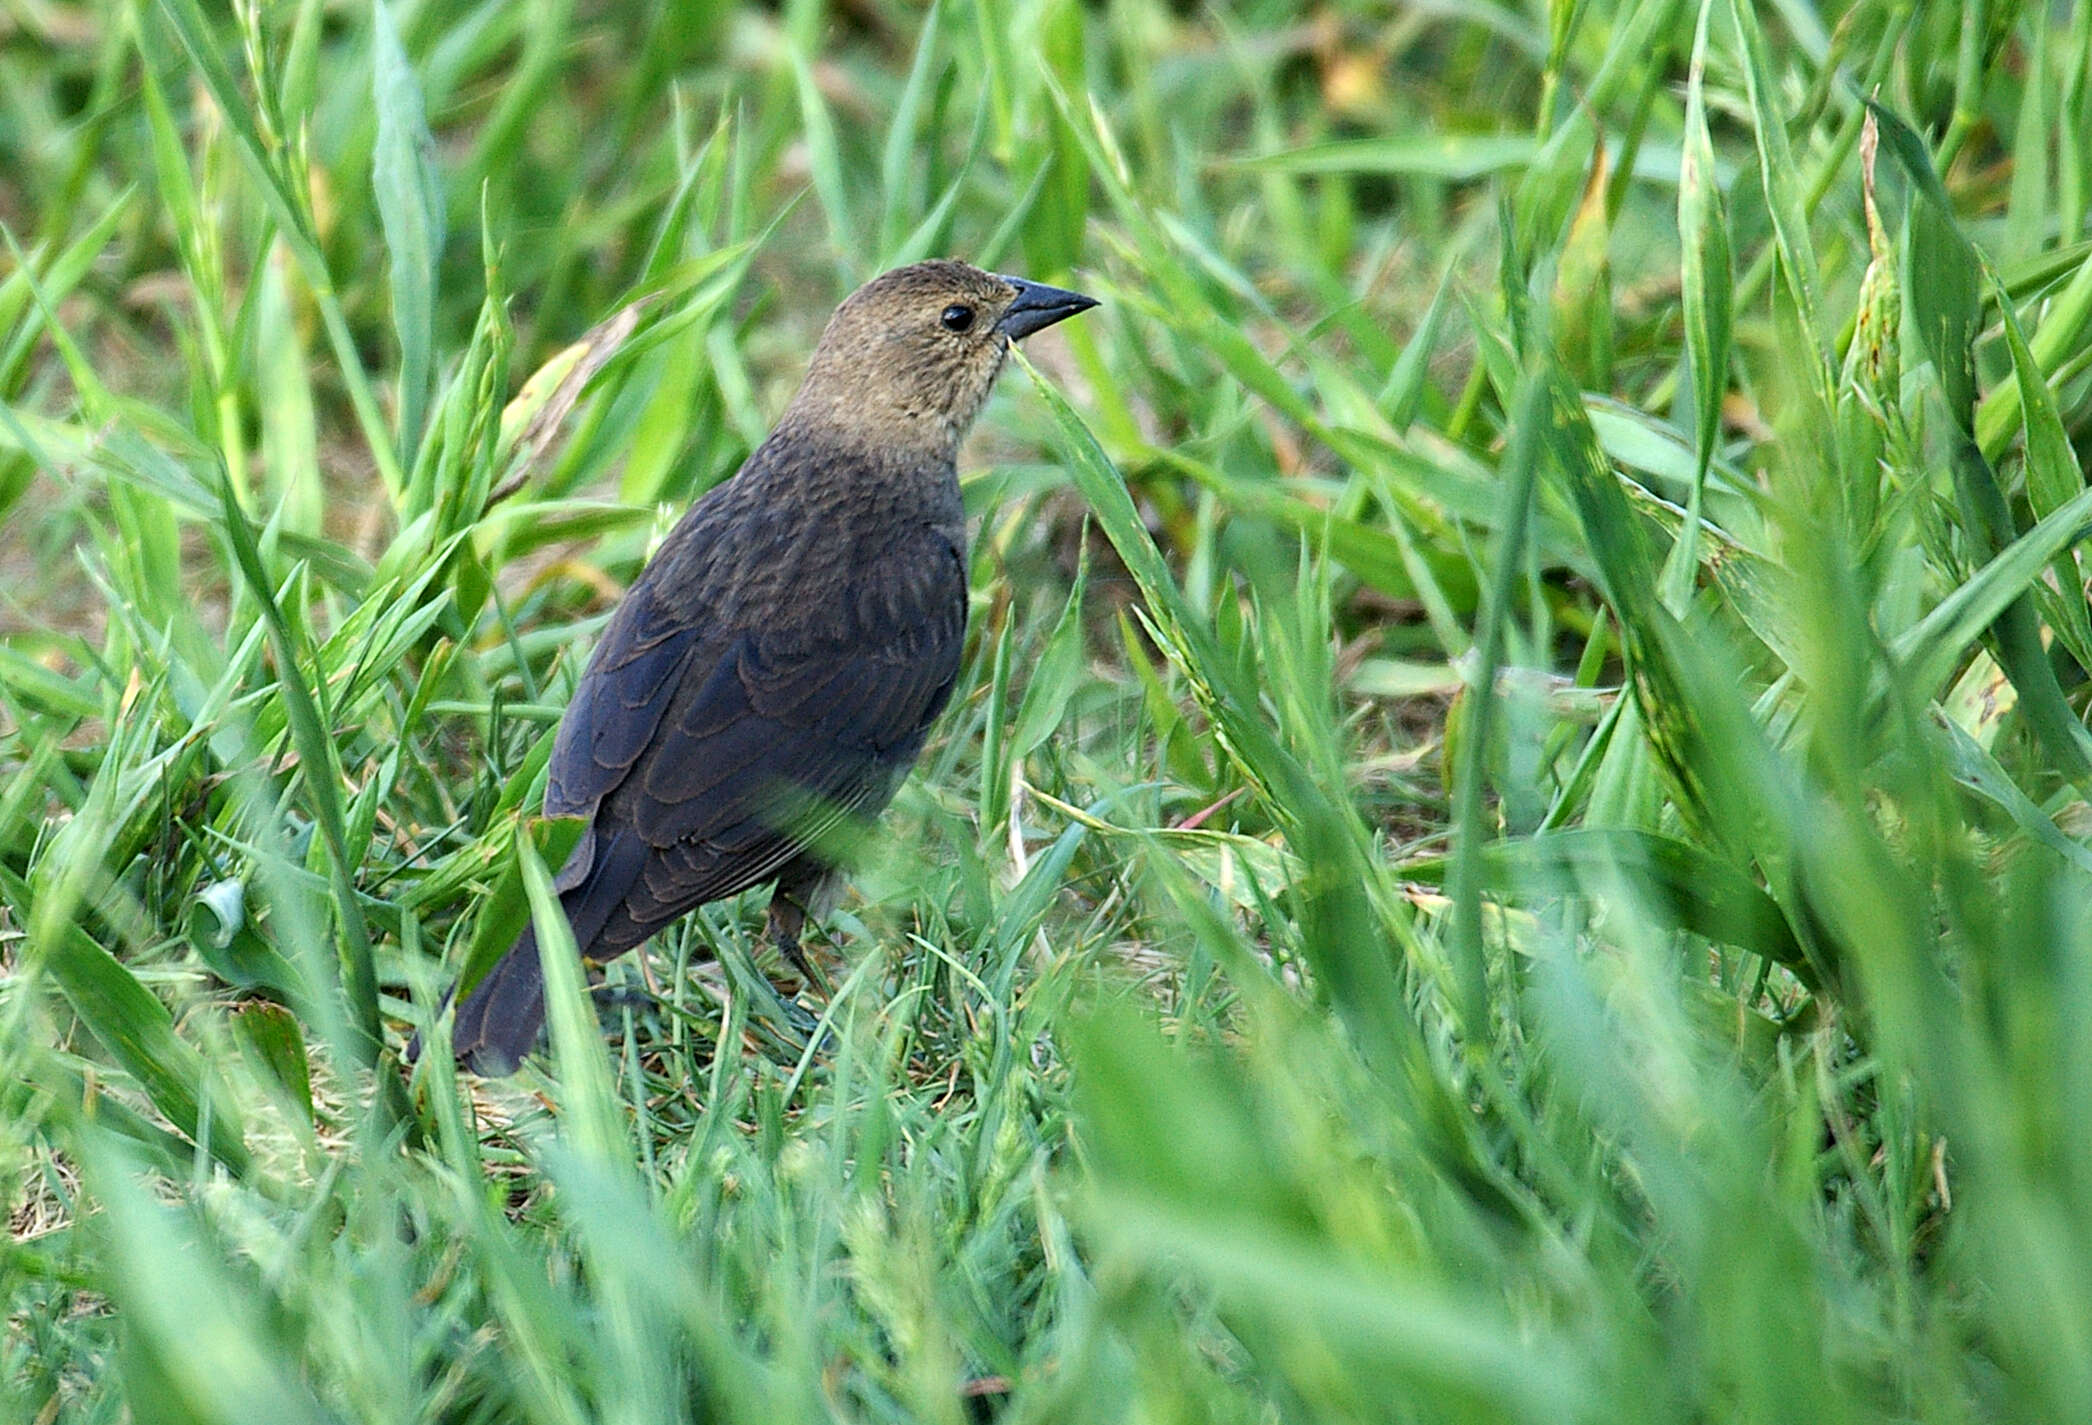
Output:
[
  {"xmin": 544, "ymin": 584, "xmax": 704, "ymax": 818},
  {"xmin": 553, "ymin": 523, "xmax": 965, "ymax": 950}
]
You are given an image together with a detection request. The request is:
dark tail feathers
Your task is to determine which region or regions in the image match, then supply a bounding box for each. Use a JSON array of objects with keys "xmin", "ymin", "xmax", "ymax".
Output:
[
  {"xmin": 449, "ymin": 924, "xmax": 549, "ymax": 1077},
  {"xmin": 422, "ymin": 828, "xmax": 647, "ymax": 1076}
]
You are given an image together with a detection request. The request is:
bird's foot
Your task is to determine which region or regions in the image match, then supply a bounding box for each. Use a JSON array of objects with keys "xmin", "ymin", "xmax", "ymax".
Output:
[
  {"xmin": 775, "ymin": 924, "xmax": 818, "ymax": 984},
  {"xmin": 777, "ymin": 994, "xmax": 823, "ymax": 1037}
]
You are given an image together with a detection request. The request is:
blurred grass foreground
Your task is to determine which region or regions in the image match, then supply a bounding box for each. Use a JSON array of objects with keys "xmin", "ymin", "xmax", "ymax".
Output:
[{"xmin": 8, "ymin": 0, "xmax": 2092, "ymax": 1420}]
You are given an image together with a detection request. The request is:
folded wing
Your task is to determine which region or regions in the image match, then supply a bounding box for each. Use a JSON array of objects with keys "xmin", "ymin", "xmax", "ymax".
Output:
[{"xmin": 547, "ymin": 525, "xmax": 968, "ymax": 957}]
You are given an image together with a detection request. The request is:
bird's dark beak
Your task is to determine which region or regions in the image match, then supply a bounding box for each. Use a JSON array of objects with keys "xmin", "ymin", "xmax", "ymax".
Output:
[{"xmin": 996, "ymin": 276, "xmax": 1098, "ymax": 340}]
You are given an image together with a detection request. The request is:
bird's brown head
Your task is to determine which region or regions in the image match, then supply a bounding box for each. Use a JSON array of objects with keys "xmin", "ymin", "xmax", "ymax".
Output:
[{"xmin": 786, "ymin": 259, "xmax": 1096, "ymax": 456}]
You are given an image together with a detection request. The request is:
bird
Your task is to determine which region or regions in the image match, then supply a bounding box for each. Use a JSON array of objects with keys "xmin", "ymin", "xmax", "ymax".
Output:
[{"xmin": 439, "ymin": 259, "xmax": 1097, "ymax": 1074}]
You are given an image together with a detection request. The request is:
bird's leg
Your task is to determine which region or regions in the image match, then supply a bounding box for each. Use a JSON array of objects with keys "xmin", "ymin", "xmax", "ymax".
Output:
[
  {"xmin": 767, "ymin": 860, "xmax": 843, "ymax": 992},
  {"xmin": 767, "ymin": 893, "xmax": 817, "ymax": 982}
]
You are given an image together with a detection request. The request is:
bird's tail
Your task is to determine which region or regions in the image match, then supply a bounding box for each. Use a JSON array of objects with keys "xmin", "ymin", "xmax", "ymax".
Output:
[
  {"xmin": 450, "ymin": 924, "xmax": 548, "ymax": 1077},
  {"xmin": 422, "ymin": 827, "xmax": 648, "ymax": 1076}
]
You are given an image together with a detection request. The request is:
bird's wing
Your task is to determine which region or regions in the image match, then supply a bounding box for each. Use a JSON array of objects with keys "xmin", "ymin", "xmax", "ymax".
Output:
[
  {"xmin": 542, "ymin": 578, "xmax": 709, "ymax": 820},
  {"xmin": 591, "ymin": 638, "xmax": 950, "ymax": 942},
  {"xmin": 548, "ymin": 524, "xmax": 966, "ymax": 934}
]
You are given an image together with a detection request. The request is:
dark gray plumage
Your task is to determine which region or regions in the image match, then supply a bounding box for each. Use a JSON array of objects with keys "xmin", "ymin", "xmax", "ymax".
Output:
[{"xmin": 445, "ymin": 260, "xmax": 1095, "ymax": 1074}]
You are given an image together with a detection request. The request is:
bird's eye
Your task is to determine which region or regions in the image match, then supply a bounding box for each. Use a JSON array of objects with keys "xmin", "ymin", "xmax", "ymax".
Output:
[{"xmin": 940, "ymin": 304, "xmax": 976, "ymax": 332}]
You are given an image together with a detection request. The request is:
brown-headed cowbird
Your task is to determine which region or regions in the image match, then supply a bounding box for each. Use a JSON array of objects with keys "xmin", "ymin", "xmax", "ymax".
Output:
[{"xmin": 444, "ymin": 259, "xmax": 1096, "ymax": 1074}]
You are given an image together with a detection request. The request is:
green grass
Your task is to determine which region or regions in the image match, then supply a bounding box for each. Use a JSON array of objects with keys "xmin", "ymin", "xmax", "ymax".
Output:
[{"xmin": 5, "ymin": 0, "xmax": 2092, "ymax": 1419}]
